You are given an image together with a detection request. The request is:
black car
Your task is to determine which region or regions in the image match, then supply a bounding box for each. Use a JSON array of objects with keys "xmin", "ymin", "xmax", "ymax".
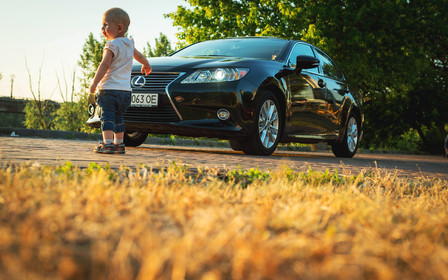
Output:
[{"xmin": 87, "ymin": 37, "xmax": 363, "ymax": 157}]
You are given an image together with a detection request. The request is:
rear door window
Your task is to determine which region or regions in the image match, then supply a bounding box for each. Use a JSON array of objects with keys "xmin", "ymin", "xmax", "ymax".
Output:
[{"xmin": 314, "ymin": 49, "xmax": 344, "ymax": 80}]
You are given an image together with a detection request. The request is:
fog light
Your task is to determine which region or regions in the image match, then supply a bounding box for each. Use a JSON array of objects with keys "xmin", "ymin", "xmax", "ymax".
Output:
[
  {"xmin": 88, "ymin": 104, "xmax": 95, "ymax": 115},
  {"xmin": 217, "ymin": 109, "xmax": 230, "ymax": 120}
]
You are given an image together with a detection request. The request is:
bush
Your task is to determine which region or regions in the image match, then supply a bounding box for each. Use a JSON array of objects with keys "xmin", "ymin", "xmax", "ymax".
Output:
[
  {"xmin": 23, "ymin": 100, "xmax": 59, "ymax": 130},
  {"xmin": 53, "ymin": 92, "xmax": 98, "ymax": 133}
]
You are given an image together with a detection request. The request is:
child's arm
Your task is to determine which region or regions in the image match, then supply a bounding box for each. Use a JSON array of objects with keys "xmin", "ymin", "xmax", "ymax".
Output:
[
  {"xmin": 134, "ymin": 49, "xmax": 152, "ymax": 75},
  {"xmin": 89, "ymin": 49, "xmax": 114, "ymax": 93}
]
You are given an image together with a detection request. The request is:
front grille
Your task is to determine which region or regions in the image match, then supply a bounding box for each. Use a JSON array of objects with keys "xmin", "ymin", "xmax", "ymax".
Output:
[
  {"xmin": 131, "ymin": 73, "xmax": 181, "ymax": 92},
  {"xmin": 125, "ymin": 72, "xmax": 182, "ymax": 123}
]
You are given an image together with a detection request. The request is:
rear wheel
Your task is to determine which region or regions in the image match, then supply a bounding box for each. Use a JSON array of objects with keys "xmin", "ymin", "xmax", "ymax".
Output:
[
  {"xmin": 124, "ymin": 131, "xmax": 148, "ymax": 147},
  {"xmin": 242, "ymin": 91, "xmax": 283, "ymax": 155},
  {"xmin": 331, "ymin": 114, "xmax": 359, "ymax": 158}
]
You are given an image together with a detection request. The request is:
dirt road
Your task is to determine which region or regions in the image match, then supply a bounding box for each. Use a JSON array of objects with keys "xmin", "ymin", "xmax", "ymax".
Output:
[{"xmin": 1, "ymin": 136, "xmax": 447, "ymax": 179}]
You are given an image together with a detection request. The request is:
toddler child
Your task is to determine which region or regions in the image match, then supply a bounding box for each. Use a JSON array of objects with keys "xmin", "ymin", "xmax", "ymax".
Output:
[{"xmin": 90, "ymin": 7, "xmax": 151, "ymax": 154}]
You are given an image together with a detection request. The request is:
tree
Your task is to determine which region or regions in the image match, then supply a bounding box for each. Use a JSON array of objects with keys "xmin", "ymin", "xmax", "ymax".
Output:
[
  {"xmin": 167, "ymin": 0, "xmax": 448, "ymax": 153},
  {"xmin": 300, "ymin": 0, "xmax": 448, "ymax": 153},
  {"xmin": 23, "ymin": 100, "xmax": 59, "ymax": 130},
  {"xmin": 53, "ymin": 97, "xmax": 89, "ymax": 132},
  {"xmin": 0, "ymin": 73, "xmax": 3, "ymax": 81},
  {"xmin": 166, "ymin": 0, "xmax": 310, "ymax": 44},
  {"xmin": 143, "ymin": 33, "xmax": 175, "ymax": 57},
  {"xmin": 78, "ymin": 33, "xmax": 106, "ymax": 89}
]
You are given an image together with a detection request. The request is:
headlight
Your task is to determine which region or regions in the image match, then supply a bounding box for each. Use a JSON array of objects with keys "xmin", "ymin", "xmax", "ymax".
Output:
[{"xmin": 181, "ymin": 68, "xmax": 249, "ymax": 84}]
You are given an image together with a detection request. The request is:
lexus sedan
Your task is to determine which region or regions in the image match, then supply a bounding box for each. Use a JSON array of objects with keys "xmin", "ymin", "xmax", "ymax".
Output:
[{"xmin": 87, "ymin": 37, "xmax": 363, "ymax": 157}]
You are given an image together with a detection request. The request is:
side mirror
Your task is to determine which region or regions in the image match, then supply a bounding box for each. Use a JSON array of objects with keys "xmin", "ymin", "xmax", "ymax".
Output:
[{"xmin": 295, "ymin": 55, "xmax": 319, "ymax": 73}]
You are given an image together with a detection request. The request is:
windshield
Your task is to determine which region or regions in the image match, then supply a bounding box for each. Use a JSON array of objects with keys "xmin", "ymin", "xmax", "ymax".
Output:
[{"xmin": 171, "ymin": 38, "xmax": 288, "ymax": 61}]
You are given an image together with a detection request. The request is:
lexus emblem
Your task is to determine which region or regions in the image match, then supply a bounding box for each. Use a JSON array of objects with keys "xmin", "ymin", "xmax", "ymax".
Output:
[{"xmin": 131, "ymin": 76, "xmax": 146, "ymax": 87}]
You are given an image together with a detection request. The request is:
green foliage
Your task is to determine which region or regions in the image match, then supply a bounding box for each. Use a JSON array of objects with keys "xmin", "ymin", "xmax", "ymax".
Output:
[
  {"xmin": 23, "ymin": 90, "xmax": 97, "ymax": 133},
  {"xmin": 283, "ymin": 166, "xmax": 358, "ymax": 186},
  {"xmin": 53, "ymin": 92, "xmax": 97, "ymax": 133},
  {"xmin": 85, "ymin": 162, "xmax": 112, "ymax": 175},
  {"xmin": 143, "ymin": 33, "xmax": 175, "ymax": 57},
  {"xmin": 166, "ymin": 0, "xmax": 309, "ymax": 45},
  {"xmin": 167, "ymin": 0, "xmax": 448, "ymax": 153},
  {"xmin": 56, "ymin": 161, "xmax": 77, "ymax": 179},
  {"xmin": 303, "ymin": 0, "xmax": 448, "ymax": 153},
  {"xmin": 23, "ymin": 100, "xmax": 58, "ymax": 130},
  {"xmin": 23, "ymin": 92, "xmax": 98, "ymax": 133},
  {"xmin": 226, "ymin": 166, "xmax": 271, "ymax": 187}
]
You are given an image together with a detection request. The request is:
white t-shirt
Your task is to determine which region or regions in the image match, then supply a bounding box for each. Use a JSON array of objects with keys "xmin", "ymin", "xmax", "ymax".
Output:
[{"xmin": 98, "ymin": 37, "xmax": 134, "ymax": 91}]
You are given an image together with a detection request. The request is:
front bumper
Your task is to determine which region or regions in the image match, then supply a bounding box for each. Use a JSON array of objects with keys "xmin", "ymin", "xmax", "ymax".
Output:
[{"xmin": 86, "ymin": 72, "xmax": 258, "ymax": 139}]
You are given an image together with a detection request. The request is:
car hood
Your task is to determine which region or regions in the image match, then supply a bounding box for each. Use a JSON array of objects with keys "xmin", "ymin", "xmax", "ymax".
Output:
[{"xmin": 133, "ymin": 56, "xmax": 253, "ymax": 72}]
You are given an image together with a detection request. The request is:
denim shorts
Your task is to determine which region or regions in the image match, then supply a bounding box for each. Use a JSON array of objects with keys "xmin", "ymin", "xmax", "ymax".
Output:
[{"xmin": 96, "ymin": 90, "xmax": 132, "ymax": 133}]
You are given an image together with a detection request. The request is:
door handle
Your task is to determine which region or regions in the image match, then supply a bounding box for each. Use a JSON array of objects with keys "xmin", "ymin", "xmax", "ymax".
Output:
[{"xmin": 318, "ymin": 79, "xmax": 326, "ymax": 88}]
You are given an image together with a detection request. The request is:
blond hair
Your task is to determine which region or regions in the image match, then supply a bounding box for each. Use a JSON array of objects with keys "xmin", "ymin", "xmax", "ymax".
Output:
[{"xmin": 104, "ymin": 7, "xmax": 130, "ymax": 33}]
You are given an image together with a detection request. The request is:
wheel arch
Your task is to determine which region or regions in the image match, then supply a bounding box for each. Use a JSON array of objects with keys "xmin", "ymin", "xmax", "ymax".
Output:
[
  {"xmin": 256, "ymin": 79, "xmax": 287, "ymax": 129},
  {"xmin": 335, "ymin": 93, "xmax": 363, "ymax": 142},
  {"xmin": 349, "ymin": 106, "xmax": 362, "ymax": 129}
]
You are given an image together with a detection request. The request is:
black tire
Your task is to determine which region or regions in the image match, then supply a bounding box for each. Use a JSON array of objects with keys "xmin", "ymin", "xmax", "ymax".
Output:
[
  {"xmin": 331, "ymin": 113, "xmax": 360, "ymax": 158},
  {"xmin": 229, "ymin": 138, "xmax": 245, "ymax": 151},
  {"xmin": 124, "ymin": 131, "xmax": 148, "ymax": 147},
  {"xmin": 241, "ymin": 91, "xmax": 283, "ymax": 156}
]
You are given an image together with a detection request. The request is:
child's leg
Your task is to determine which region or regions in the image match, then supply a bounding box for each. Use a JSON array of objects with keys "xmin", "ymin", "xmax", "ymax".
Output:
[
  {"xmin": 114, "ymin": 92, "xmax": 132, "ymax": 145},
  {"xmin": 94, "ymin": 90, "xmax": 117, "ymax": 153},
  {"xmin": 114, "ymin": 132, "xmax": 124, "ymax": 145},
  {"xmin": 103, "ymin": 130, "xmax": 114, "ymax": 144}
]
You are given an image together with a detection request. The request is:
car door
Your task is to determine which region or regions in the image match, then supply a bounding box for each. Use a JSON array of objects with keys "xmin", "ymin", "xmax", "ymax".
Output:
[
  {"xmin": 314, "ymin": 48, "xmax": 348, "ymax": 135},
  {"xmin": 283, "ymin": 43, "xmax": 329, "ymax": 137}
]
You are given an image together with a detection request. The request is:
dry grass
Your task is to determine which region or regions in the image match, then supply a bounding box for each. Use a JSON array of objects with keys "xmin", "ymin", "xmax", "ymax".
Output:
[{"xmin": 0, "ymin": 161, "xmax": 447, "ymax": 280}]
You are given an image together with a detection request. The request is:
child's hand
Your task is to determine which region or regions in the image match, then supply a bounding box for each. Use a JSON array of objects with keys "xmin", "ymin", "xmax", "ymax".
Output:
[
  {"xmin": 89, "ymin": 83, "xmax": 97, "ymax": 94},
  {"xmin": 141, "ymin": 64, "xmax": 152, "ymax": 76},
  {"xmin": 88, "ymin": 92, "xmax": 96, "ymax": 104}
]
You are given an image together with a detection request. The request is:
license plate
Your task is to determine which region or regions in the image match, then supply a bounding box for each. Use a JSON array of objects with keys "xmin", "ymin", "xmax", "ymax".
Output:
[{"xmin": 131, "ymin": 93, "xmax": 158, "ymax": 107}]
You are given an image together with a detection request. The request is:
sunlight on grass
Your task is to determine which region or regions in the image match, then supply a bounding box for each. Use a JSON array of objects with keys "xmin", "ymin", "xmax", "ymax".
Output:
[{"xmin": 0, "ymin": 161, "xmax": 447, "ymax": 279}]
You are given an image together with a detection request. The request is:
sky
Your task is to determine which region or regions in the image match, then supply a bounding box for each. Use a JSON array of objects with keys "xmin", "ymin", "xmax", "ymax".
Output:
[{"xmin": 0, "ymin": 0, "xmax": 185, "ymax": 101}]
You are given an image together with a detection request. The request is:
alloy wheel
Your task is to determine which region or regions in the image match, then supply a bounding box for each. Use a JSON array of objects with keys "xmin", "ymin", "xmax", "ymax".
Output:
[
  {"xmin": 346, "ymin": 117, "xmax": 358, "ymax": 153},
  {"xmin": 258, "ymin": 99, "xmax": 279, "ymax": 149}
]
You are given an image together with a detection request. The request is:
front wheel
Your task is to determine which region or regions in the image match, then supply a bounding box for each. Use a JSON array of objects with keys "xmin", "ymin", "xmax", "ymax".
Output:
[
  {"xmin": 124, "ymin": 131, "xmax": 148, "ymax": 147},
  {"xmin": 331, "ymin": 114, "xmax": 360, "ymax": 158},
  {"xmin": 229, "ymin": 138, "xmax": 245, "ymax": 151},
  {"xmin": 242, "ymin": 91, "xmax": 283, "ymax": 156}
]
